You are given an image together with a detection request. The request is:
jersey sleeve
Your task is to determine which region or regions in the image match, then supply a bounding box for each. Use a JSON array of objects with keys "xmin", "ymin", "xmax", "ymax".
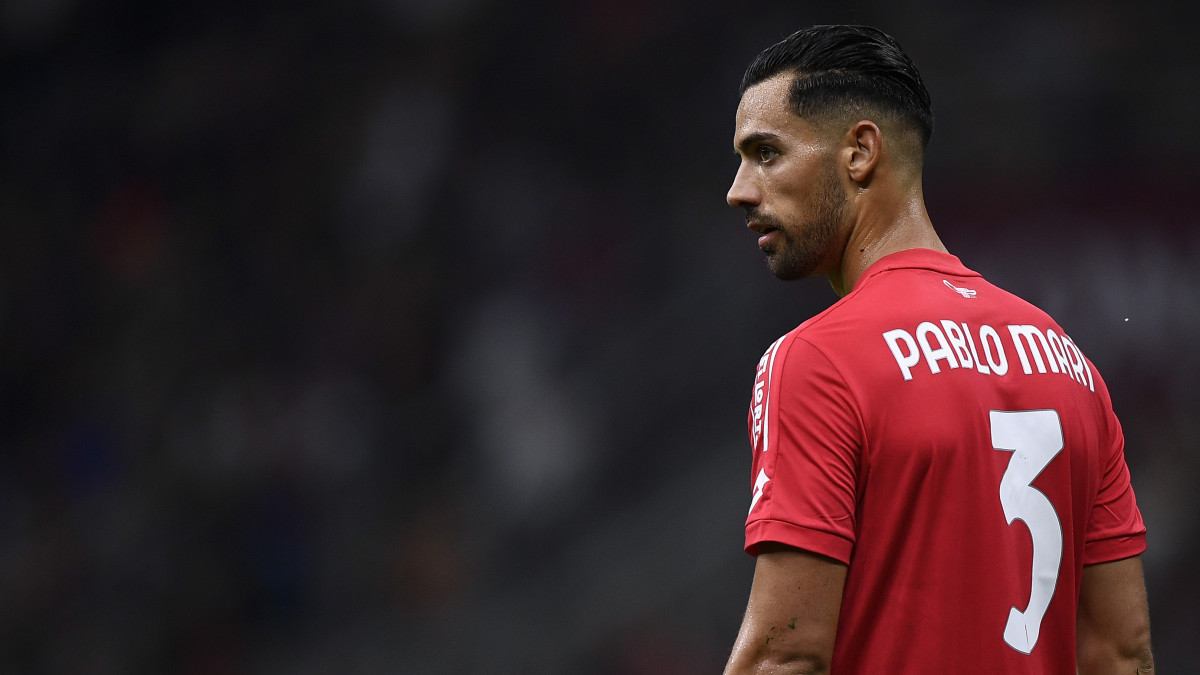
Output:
[
  {"xmin": 744, "ymin": 335, "xmax": 862, "ymax": 563},
  {"xmin": 1082, "ymin": 374, "xmax": 1147, "ymax": 564}
]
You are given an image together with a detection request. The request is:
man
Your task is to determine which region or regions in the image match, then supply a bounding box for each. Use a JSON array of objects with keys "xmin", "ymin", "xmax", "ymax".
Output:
[{"xmin": 723, "ymin": 25, "xmax": 1153, "ymax": 674}]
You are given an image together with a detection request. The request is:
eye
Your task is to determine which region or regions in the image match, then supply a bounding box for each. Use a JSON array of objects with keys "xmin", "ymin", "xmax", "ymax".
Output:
[{"xmin": 757, "ymin": 146, "xmax": 778, "ymax": 162}]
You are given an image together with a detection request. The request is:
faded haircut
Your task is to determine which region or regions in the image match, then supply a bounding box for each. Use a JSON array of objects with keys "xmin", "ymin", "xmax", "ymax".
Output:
[{"xmin": 741, "ymin": 25, "xmax": 934, "ymax": 149}]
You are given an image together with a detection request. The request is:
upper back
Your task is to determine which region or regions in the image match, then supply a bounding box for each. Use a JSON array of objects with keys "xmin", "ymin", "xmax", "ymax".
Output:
[{"xmin": 758, "ymin": 248, "xmax": 1145, "ymax": 672}]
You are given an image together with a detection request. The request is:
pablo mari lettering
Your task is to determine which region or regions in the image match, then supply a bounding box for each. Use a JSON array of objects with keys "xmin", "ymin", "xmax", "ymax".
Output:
[{"xmin": 882, "ymin": 322, "xmax": 1094, "ymax": 391}]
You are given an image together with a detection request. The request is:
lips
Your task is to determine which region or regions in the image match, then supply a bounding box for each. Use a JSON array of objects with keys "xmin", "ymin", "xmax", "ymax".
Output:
[
  {"xmin": 757, "ymin": 229, "xmax": 780, "ymax": 249},
  {"xmin": 747, "ymin": 221, "xmax": 779, "ymax": 249}
]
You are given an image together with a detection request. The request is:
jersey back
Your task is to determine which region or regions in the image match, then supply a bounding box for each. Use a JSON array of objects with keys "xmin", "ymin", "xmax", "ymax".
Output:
[{"xmin": 744, "ymin": 249, "xmax": 1145, "ymax": 673}]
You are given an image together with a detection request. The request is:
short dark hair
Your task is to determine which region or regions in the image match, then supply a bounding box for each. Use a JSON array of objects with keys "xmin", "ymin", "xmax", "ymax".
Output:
[{"xmin": 740, "ymin": 25, "xmax": 934, "ymax": 149}]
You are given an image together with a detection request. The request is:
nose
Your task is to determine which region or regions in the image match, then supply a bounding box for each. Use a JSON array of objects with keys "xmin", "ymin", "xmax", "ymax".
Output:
[{"xmin": 726, "ymin": 161, "xmax": 759, "ymax": 209}]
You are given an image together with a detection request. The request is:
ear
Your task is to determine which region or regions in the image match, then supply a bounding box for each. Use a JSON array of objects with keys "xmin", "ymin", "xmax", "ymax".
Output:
[{"xmin": 845, "ymin": 120, "xmax": 883, "ymax": 184}]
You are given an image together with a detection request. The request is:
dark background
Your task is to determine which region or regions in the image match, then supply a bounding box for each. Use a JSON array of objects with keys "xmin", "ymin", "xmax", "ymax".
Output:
[{"xmin": 1, "ymin": 0, "xmax": 1196, "ymax": 672}]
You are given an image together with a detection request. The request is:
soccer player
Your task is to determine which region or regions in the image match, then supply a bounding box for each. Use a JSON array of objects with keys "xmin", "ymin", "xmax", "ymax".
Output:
[{"xmin": 723, "ymin": 25, "xmax": 1153, "ymax": 674}]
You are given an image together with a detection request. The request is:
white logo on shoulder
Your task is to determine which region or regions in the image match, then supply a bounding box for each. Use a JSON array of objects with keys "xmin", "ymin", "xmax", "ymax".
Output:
[
  {"xmin": 749, "ymin": 468, "xmax": 770, "ymax": 514},
  {"xmin": 944, "ymin": 279, "xmax": 978, "ymax": 298}
]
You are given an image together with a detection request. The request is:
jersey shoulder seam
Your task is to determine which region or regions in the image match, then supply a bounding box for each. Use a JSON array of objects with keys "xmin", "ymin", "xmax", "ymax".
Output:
[{"xmin": 778, "ymin": 333, "xmax": 870, "ymax": 456}]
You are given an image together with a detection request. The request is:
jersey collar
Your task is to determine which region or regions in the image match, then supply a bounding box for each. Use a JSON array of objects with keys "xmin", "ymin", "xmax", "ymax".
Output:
[{"xmin": 855, "ymin": 248, "xmax": 980, "ymax": 289}]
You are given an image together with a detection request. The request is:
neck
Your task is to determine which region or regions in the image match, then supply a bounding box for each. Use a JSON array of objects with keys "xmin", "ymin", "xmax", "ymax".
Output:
[{"xmin": 827, "ymin": 188, "xmax": 946, "ymax": 297}]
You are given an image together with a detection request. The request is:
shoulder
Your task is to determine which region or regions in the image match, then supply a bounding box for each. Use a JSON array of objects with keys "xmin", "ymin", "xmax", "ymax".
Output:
[{"xmin": 758, "ymin": 327, "xmax": 861, "ymax": 419}]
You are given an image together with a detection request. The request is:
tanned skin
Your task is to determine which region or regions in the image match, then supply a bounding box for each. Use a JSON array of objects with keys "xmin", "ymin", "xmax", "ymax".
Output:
[{"xmin": 724, "ymin": 71, "xmax": 1154, "ymax": 675}]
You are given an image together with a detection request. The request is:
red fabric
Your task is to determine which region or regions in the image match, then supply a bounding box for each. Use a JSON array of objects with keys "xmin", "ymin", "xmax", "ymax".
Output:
[{"xmin": 744, "ymin": 249, "xmax": 1146, "ymax": 674}]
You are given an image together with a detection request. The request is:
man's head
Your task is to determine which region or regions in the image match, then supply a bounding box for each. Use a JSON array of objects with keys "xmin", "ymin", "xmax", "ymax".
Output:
[
  {"xmin": 741, "ymin": 25, "xmax": 933, "ymax": 154},
  {"xmin": 728, "ymin": 25, "xmax": 933, "ymax": 282}
]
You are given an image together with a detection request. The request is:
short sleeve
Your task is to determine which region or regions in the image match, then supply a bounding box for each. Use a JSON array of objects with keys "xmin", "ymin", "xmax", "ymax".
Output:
[
  {"xmin": 744, "ymin": 335, "xmax": 863, "ymax": 563},
  {"xmin": 1082, "ymin": 393, "xmax": 1147, "ymax": 564}
]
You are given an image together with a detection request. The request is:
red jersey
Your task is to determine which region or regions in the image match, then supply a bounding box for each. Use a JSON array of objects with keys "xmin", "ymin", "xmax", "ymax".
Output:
[{"xmin": 744, "ymin": 249, "xmax": 1145, "ymax": 673}]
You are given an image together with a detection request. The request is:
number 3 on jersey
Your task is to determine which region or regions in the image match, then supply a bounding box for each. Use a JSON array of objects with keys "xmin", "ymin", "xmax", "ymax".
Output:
[{"xmin": 991, "ymin": 409, "xmax": 1064, "ymax": 655}]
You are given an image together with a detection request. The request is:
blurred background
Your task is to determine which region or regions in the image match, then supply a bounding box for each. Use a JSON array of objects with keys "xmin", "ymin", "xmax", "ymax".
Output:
[{"xmin": 1, "ymin": 0, "xmax": 1197, "ymax": 672}]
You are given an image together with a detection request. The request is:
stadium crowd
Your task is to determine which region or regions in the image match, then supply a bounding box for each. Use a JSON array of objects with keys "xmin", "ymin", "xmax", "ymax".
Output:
[{"xmin": 0, "ymin": 0, "xmax": 1196, "ymax": 671}]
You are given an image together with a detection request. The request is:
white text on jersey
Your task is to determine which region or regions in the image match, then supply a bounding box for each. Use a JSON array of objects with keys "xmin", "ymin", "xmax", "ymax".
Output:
[{"xmin": 882, "ymin": 321, "xmax": 1094, "ymax": 391}]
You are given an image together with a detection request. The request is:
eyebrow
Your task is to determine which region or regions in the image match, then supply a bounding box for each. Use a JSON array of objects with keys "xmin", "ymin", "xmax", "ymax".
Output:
[{"xmin": 734, "ymin": 131, "xmax": 782, "ymax": 154}]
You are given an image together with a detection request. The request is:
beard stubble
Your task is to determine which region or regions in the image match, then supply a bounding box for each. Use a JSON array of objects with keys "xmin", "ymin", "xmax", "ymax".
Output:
[{"xmin": 755, "ymin": 162, "xmax": 847, "ymax": 281}]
